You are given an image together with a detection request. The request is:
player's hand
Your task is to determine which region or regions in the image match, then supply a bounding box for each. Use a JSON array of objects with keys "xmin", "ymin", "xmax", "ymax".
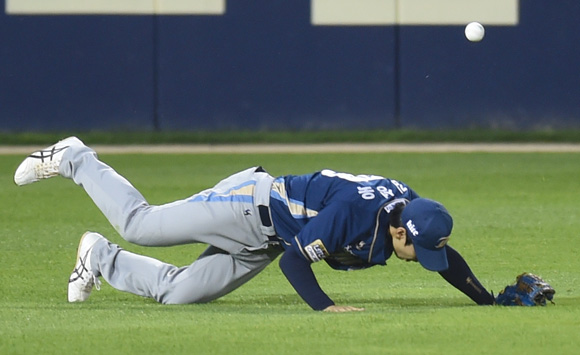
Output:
[{"xmin": 323, "ymin": 305, "xmax": 365, "ymax": 313}]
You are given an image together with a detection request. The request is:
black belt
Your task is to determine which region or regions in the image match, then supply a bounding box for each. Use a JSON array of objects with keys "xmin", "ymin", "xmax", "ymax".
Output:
[
  {"xmin": 258, "ymin": 205, "xmax": 272, "ymax": 227},
  {"xmin": 258, "ymin": 205, "xmax": 280, "ymax": 245}
]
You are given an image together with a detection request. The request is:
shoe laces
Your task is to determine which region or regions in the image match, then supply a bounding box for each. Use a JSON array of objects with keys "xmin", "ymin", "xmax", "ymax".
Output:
[
  {"xmin": 34, "ymin": 161, "xmax": 60, "ymax": 179},
  {"xmin": 93, "ymin": 275, "xmax": 101, "ymax": 291},
  {"xmin": 70, "ymin": 258, "xmax": 100, "ymax": 292},
  {"xmin": 78, "ymin": 273, "xmax": 101, "ymax": 294}
]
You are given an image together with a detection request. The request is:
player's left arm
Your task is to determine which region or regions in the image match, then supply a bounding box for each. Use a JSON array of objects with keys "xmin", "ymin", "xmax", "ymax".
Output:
[
  {"xmin": 279, "ymin": 246, "xmax": 364, "ymax": 312},
  {"xmin": 279, "ymin": 246, "xmax": 334, "ymax": 310},
  {"xmin": 438, "ymin": 245, "xmax": 495, "ymax": 305},
  {"xmin": 278, "ymin": 203, "xmax": 365, "ymax": 311}
]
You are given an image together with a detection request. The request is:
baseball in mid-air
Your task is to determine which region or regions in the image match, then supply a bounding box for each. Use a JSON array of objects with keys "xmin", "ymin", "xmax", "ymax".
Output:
[{"xmin": 465, "ymin": 22, "xmax": 485, "ymax": 42}]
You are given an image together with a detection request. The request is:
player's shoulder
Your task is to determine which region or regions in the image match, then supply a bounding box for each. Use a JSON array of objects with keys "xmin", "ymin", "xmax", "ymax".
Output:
[{"xmin": 314, "ymin": 169, "xmax": 389, "ymax": 184}]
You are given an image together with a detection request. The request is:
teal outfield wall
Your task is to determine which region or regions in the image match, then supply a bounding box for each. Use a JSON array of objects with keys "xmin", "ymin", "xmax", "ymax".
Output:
[{"xmin": 1, "ymin": 0, "xmax": 579, "ymax": 132}]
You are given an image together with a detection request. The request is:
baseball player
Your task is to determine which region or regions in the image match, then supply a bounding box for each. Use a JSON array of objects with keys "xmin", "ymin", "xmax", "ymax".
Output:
[{"xmin": 14, "ymin": 137, "xmax": 495, "ymax": 312}]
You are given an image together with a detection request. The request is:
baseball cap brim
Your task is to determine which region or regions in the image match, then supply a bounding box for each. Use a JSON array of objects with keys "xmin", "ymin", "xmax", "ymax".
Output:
[{"xmin": 414, "ymin": 243, "xmax": 448, "ymax": 272}]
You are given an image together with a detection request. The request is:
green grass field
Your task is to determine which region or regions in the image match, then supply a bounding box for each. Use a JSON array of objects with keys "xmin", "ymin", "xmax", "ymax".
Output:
[{"xmin": 1, "ymin": 150, "xmax": 579, "ymax": 354}]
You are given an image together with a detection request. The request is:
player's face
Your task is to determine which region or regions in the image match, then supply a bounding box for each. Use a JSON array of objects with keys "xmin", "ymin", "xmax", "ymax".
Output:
[{"xmin": 389, "ymin": 226, "xmax": 418, "ymax": 262}]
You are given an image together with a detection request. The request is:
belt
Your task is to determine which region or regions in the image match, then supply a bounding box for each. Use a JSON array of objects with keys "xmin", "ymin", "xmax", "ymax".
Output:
[
  {"xmin": 258, "ymin": 205, "xmax": 272, "ymax": 227},
  {"xmin": 258, "ymin": 204, "xmax": 280, "ymax": 245}
]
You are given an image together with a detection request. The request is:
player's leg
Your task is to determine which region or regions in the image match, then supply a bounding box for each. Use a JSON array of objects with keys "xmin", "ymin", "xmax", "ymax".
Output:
[
  {"xmin": 14, "ymin": 137, "xmax": 153, "ymax": 241},
  {"xmin": 61, "ymin": 144, "xmax": 269, "ymax": 251},
  {"xmin": 15, "ymin": 138, "xmax": 268, "ymax": 251},
  {"xmin": 58, "ymin": 143, "xmax": 152, "ymax": 238},
  {"xmin": 86, "ymin": 235, "xmax": 281, "ymax": 304}
]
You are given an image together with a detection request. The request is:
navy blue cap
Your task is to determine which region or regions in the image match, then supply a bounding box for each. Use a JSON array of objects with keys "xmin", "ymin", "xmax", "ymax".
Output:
[{"xmin": 401, "ymin": 198, "xmax": 453, "ymax": 271}]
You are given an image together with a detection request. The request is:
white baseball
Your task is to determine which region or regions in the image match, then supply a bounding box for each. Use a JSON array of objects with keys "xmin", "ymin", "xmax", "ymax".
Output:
[{"xmin": 465, "ymin": 22, "xmax": 485, "ymax": 42}]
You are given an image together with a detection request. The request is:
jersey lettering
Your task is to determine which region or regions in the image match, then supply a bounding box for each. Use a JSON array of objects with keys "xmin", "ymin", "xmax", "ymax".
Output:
[
  {"xmin": 391, "ymin": 179, "xmax": 408, "ymax": 194},
  {"xmin": 357, "ymin": 186, "xmax": 375, "ymax": 200},
  {"xmin": 376, "ymin": 186, "xmax": 394, "ymax": 199}
]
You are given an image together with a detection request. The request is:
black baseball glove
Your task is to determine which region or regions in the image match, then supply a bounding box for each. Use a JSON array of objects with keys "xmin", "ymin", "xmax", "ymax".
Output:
[{"xmin": 495, "ymin": 273, "xmax": 555, "ymax": 306}]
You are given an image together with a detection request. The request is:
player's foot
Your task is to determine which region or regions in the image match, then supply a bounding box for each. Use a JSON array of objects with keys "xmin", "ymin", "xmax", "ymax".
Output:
[
  {"xmin": 68, "ymin": 232, "xmax": 104, "ymax": 302},
  {"xmin": 14, "ymin": 136, "xmax": 84, "ymax": 186}
]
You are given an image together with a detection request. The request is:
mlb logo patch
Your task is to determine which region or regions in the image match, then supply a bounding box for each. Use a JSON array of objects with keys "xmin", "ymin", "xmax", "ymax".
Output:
[{"xmin": 304, "ymin": 239, "xmax": 329, "ymax": 262}]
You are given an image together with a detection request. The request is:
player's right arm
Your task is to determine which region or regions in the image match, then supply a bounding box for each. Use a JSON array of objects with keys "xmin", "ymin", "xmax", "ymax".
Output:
[{"xmin": 438, "ymin": 245, "xmax": 495, "ymax": 305}]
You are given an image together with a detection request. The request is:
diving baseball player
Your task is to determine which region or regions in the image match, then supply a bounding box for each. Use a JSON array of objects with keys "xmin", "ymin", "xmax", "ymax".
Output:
[{"xmin": 14, "ymin": 137, "xmax": 495, "ymax": 311}]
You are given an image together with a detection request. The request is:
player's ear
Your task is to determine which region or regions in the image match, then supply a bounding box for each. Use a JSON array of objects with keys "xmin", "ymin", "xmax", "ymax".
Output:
[{"xmin": 394, "ymin": 227, "xmax": 407, "ymax": 241}]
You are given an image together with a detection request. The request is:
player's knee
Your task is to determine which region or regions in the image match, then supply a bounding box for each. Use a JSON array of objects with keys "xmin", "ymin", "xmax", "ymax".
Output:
[
  {"xmin": 161, "ymin": 294, "xmax": 212, "ymax": 305},
  {"xmin": 158, "ymin": 281, "xmax": 222, "ymax": 304},
  {"xmin": 120, "ymin": 229, "xmax": 157, "ymax": 246},
  {"xmin": 119, "ymin": 207, "xmax": 156, "ymax": 246},
  {"xmin": 121, "ymin": 231, "xmax": 145, "ymax": 245},
  {"xmin": 158, "ymin": 289, "xmax": 212, "ymax": 305}
]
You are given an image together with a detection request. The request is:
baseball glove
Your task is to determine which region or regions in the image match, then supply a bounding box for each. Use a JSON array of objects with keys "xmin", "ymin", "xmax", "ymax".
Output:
[{"xmin": 495, "ymin": 273, "xmax": 555, "ymax": 306}]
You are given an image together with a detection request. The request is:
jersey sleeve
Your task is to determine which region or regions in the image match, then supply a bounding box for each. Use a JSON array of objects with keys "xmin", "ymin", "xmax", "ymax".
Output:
[
  {"xmin": 292, "ymin": 202, "xmax": 365, "ymax": 263},
  {"xmin": 278, "ymin": 246, "xmax": 335, "ymax": 310},
  {"xmin": 279, "ymin": 202, "xmax": 358, "ymax": 310},
  {"xmin": 438, "ymin": 245, "xmax": 495, "ymax": 305}
]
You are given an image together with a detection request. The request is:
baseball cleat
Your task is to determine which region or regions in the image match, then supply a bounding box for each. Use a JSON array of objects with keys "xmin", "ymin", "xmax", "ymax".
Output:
[
  {"xmin": 68, "ymin": 232, "xmax": 104, "ymax": 303},
  {"xmin": 14, "ymin": 136, "xmax": 83, "ymax": 186}
]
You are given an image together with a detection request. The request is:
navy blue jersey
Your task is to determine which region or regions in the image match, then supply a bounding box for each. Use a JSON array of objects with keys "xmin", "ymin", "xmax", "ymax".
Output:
[{"xmin": 269, "ymin": 169, "xmax": 420, "ymax": 270}]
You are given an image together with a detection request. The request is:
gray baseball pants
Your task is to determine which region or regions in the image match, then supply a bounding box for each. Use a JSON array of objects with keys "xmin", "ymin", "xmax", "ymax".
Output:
[{"xmin": 59, "ymin": 144, "xmax": 282, "ymax": 304}]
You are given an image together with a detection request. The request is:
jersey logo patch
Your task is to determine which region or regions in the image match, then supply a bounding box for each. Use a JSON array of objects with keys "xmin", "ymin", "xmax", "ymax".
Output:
[
  {"xmin": 304, "ymin": 239, "xmax": 329, "ymax": 262},
  {"xmin": 384, "ymin": 198, "xmax": 409, "ymax": 213}
]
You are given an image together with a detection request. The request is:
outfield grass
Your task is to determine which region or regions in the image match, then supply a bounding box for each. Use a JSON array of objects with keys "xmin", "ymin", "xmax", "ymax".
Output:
[{"xmin": 1, "ymin": 151, "xmax": 579, "ymax": 354}]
